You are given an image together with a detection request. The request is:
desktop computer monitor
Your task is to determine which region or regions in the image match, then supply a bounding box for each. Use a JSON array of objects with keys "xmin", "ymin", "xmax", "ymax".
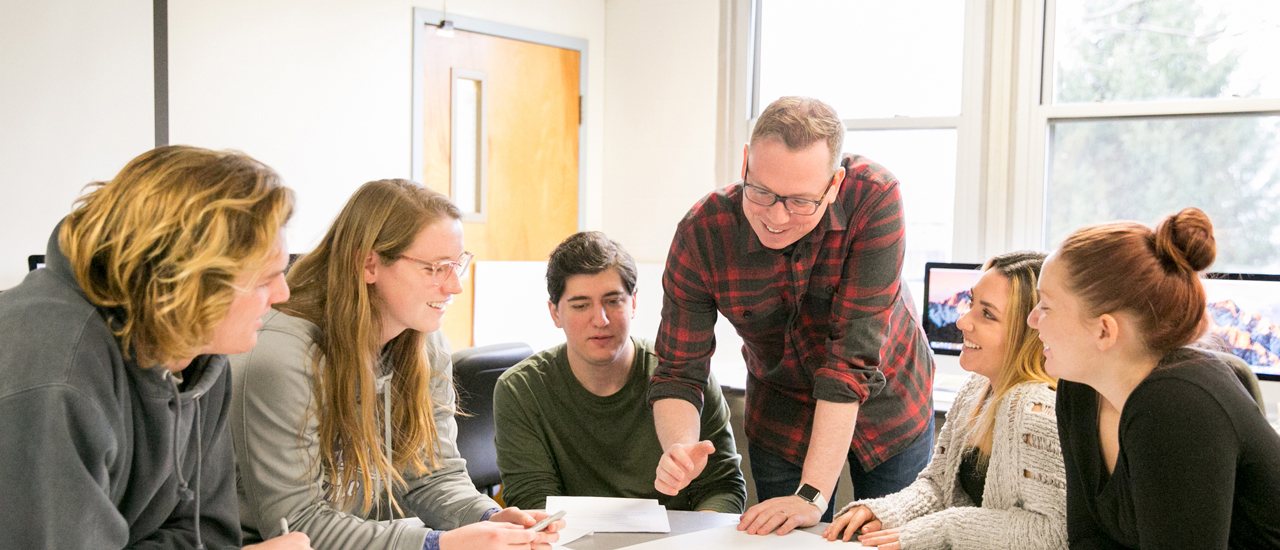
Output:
[
  {"xmin": 922, "ymin": 262, "xmax": 982, "ymax": 356},
  {"xmin": 922, "ymin": 262, "xmax": 1280, "ymax": 381},
  {"xmin": 1202, "ymin": 273, "xmax": 1280, "ymax": 382}
]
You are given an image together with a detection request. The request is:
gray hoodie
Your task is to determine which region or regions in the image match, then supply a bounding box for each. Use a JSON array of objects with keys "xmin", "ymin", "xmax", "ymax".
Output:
[{"xmin": 0, "ymin": 226, "xmax": 241, "ymax": 549}]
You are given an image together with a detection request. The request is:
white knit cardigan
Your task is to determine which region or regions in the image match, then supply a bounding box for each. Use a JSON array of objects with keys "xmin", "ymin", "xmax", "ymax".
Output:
[{"xmin": 836, "ymin": 374, "xmax": 1067, "ymax": 550}]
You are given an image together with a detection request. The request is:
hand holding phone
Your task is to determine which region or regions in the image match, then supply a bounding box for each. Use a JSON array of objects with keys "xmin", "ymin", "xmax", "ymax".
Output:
[{"xmin": 528, "ymin": 510, "xmax": 566, "ymax": 532}]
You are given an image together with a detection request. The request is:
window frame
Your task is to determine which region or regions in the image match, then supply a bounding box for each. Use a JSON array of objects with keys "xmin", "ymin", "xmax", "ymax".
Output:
[
  {"xmin": 728, "ymin": 0, "xmax": 1280, "ymax": 264},
  {"xmin": 726, "ymin": 0, "xmax": 991, "ymax": 269},
  {"xmin": 1011, "ymin": 0, "xmax": 1280, "ymax": 252}
]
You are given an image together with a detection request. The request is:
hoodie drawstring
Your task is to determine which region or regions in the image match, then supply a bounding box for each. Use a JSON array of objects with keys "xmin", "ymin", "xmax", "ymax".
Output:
[
  {"xmin": 193, "ymin": 394, "xmax": 204, "ymax": 550},
  {"xmin": 165, "ymin": 370, "xmax": 205, "ymax": 550},
  {"xmin": 383, "ymin": 373, "xmax": 393, "ymax": 513}
]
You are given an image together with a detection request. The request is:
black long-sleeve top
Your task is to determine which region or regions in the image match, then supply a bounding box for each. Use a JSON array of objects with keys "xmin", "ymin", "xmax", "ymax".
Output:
[{"xmin": 1056, "ymin": 348, "xmax": 1280, "ymax": 549}]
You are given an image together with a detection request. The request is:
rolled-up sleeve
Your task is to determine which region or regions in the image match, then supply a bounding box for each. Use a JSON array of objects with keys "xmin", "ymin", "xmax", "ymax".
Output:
[{"xmin": 649, "ymin": 227, "xmax": 719, "ymax": 413}]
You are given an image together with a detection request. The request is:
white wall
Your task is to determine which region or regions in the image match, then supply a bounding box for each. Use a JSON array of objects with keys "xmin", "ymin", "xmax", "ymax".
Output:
[
  {"xmin": 602, "ymin": 0, "xmax": 722, "ymax": 263},
  {"xmin": 168, "ymin": 0, "xmax": 607, "ymax": 253},
  {"xmin": 0, "ymin": 0, "xmax": 154, "ymax": 289},
  {"xmin": 0, "ymin": 0, "xmax": 710, "ymax": 285},
  {"xmin": 472, "ymin": 260, "xmax": 749, "ymax": 384}
]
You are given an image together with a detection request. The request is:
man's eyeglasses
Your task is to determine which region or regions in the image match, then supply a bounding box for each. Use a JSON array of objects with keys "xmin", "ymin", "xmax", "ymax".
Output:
[
  {"xmin": 741, "ymin": 165, "xmax": 834, "ymax": 216},
  {"xmin": 397, "ymin": 251, "xmax": 474, "ymax": 285}
]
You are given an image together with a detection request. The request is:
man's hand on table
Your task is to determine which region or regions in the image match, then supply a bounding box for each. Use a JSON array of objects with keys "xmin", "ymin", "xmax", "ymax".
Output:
[{"xmin": 736, "ymin": 495, "xmax": 822, "ymax": 536}]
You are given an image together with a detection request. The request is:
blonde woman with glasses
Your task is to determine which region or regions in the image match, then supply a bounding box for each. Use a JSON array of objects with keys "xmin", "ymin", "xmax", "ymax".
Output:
[
  {"xmin": 0, "ymin": 146, "xmax": 309, "ymax": 549},
  {"xmin": 229, "ymin": 179, "xmax": 562, "ymax": 550},
  {"xmin": 823, "ymin": 251, "xmax": 1067, "ymax": 550}
]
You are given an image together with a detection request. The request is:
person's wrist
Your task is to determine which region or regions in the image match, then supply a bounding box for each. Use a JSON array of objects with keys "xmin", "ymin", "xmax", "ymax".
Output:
[
  {"xmin": 794, "ymin": 483, "xmax": 828, "ymax": 512},
  {"xmin": 664, "ymin": 440, "xmax": 692, "ymax": 452},
  {"xmin": 791, "ymin": 494, "xmax": 823, "ymax": 514},
  {"xmin": 426, "ymin": 529, "xmax": 444, "ymax": 550}
]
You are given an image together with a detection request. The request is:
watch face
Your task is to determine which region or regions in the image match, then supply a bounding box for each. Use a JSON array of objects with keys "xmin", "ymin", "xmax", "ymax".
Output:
[{"xmin": 796, "ymin": 484, "xmax": 821, "ymax": 502}]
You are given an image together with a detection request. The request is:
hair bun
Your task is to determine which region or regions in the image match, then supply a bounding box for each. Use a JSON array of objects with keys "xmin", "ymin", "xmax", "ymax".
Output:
[{"xmin": 1154, "ymin": 207, "xmax": 1216, "ymax": 273}]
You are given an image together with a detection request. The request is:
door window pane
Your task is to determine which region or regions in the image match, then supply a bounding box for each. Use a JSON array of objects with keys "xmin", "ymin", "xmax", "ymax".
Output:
[
  {"xmin": 1054, "ymin": 0, "xmax": 1280, "ymax": 103},
  {"xmin": 453, "ymin": 76, "xmax": 483, "ymax": 216},
  {"xmin": 845, "ymin": 129, "xmax": 957, "ymax": 286},
  {"xmin": 759, "ymin": 0, "xmax": 965, "ymax": 118},
  {"xmin": 1046, "ymin": 115, "xmax": 1280, "ymax": 272}
]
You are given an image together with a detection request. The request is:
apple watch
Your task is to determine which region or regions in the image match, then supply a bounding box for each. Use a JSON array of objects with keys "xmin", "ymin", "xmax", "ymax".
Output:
[{"xmin": 794, "ymin": 483, "xmax": 828, "ymax": 512}]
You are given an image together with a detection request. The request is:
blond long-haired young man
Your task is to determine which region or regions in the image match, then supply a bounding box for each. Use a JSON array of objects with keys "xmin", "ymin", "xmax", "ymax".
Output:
[{"xmin": 0, "ymin": 146, "xmax": 309, "ymax": 550}]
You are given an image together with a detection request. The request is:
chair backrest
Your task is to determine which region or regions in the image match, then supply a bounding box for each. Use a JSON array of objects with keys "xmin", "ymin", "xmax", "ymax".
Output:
[
  {"xmin": 452, "ymin": 342, "xmax": 534, "ymax": 495},
  {"xmin": 1214, "ymin": 351, "xmax": 1268, "ymax": 417}
]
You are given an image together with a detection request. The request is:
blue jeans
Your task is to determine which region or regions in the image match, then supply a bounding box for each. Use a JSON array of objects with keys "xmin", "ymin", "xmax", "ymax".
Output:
[{"xmin": 748, "ymin": 415, "xmax": 935, "ymax": 523}]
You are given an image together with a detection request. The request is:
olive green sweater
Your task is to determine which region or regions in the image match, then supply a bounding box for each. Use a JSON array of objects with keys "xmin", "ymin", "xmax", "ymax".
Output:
[{"xmin": 494, "ymin": 338, "xmax": 745, "ymax": 513}]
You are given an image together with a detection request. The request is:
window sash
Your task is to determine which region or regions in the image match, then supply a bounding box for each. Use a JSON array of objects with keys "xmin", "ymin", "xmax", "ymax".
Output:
[{"xmin": 1016, "ymin": 0, "xmax": 1280, "ymax": 252}]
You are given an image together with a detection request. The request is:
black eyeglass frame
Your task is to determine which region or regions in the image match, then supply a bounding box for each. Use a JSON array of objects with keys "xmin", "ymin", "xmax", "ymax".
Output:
[{"xmin": 741, "ymin": 163, "xmax": 838, "ymax": 216}]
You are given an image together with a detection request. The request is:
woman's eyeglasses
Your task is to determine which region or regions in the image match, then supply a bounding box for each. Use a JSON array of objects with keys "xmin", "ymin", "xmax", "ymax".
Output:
[{"xmin": 397, "ymin": 251, "xmax": 474, "ymax": 285}]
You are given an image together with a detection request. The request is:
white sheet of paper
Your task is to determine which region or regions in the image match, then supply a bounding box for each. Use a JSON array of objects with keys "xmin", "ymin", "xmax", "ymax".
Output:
[
  {"xmin": 614, "ymin": 524, "xmax": 861, "ymax": 549},
  {"xmin": 544, "ymin": 496, "xmax": 671, "ymax": 533},
  {"xmin": 549, "ymin": 526, "xmax": 593, "ymax": 547},
  {"xmin": 387, "ymin": 516, "xmax": 591, "ymax": 546}
]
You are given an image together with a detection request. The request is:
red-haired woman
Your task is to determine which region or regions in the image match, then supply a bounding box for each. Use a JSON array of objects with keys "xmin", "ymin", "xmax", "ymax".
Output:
[{"xmin": 1028, "ymin": 208, "xmax": 1280, "ymax": 548}]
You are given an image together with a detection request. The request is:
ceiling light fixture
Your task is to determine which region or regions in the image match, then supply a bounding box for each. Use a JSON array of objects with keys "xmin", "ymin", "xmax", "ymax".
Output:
[{"xmin": 437, "ymin": 0, "xmax": 455, "ymax": 37}]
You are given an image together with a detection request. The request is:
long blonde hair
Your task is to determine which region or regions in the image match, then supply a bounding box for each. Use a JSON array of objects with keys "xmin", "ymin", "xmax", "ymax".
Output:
[
  {"xmin": 277, "ymin": 179, "xmax": 459, "ymax": 514},
  {"xmin": 966, "ymin": 251, "xmax": 1055, "ymax": 457},
  {"xmin": 60, "ymin": 145, "xmax": 293, "ymax": 368}
]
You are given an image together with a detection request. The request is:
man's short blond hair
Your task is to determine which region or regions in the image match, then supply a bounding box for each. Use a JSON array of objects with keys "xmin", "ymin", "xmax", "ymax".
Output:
[
  {"xmin": 750, "ymin": 96, "xmax": 845, "ymax": 171},
  {"xmin": 59, "ymin": 145, "xmax": 294, "ymax": 368}
]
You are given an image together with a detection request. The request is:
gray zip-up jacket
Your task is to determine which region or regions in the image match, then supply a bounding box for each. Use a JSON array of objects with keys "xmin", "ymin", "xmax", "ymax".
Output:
[
  {"xmin": 229, "ymin": 310, "xmax": 499, "ymax": 549},
  {"xmin": 0, "ymin": 226, "xmax": 241, "ymax": 549}
]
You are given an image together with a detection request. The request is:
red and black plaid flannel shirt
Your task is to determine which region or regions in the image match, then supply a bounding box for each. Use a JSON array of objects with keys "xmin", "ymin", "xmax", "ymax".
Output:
[{"xmin": 648, "ymin": 154, "xmax": 934, "ymax": 471}]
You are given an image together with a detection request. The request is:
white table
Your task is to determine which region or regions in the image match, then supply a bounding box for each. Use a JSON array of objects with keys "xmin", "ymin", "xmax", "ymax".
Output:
[{"xmin": 563, "ymin": 511, "xmax": 830, "ymax": 550}]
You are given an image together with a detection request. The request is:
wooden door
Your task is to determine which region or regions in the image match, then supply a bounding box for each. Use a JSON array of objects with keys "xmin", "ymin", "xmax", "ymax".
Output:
[{"xmin": 421, "ymin": 28, "xmax": 580, "ymax": 348}]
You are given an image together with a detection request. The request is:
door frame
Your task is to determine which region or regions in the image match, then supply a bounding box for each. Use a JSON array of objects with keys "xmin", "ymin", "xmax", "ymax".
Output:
[{"xmin": 411, "ymin": 8, "xmax": 588, "ymax": 230}]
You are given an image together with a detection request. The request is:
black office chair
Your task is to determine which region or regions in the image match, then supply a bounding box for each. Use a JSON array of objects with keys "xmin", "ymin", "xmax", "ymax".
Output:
[
  {"xmin": 1217, "ymin": 352, "xmax": 1268, "ymax": 417},
  {"xmin": 1195, "ymin": 336, "xmax": 1268, "ymax": 417},
  {"xmin": 452, "ymin": 342, "xmax": 534, "ymax": 496}
]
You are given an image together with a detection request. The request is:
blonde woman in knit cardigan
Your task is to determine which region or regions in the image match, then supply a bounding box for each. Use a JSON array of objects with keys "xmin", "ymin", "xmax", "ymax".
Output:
[{"xmin": 823, "ymin": 251, "xmax": 1066, "ymax": 550}]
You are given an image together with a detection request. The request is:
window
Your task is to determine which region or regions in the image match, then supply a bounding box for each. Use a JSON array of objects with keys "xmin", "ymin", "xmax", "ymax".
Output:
[
  {"xmin": 1035, "ymin": 0, "xmax": 1280, "ymax": 272},
  {"xmin": 728, "ymin": 0, "xmax": 1280, "ymax": 394},
  {"xmin": 451, "ymin": 69, "xmax": 488, "ymax": 223},
  {"xmin": 736, "ymin": 0, "xmax": 1280, "ymax": 285},
  {"xmin": 751, "ymin": 0, "xmax": 986, "ymax": 297},
  {"xmin": 756, "ymin": 1, "xmax": 965, "ymax": 119}
]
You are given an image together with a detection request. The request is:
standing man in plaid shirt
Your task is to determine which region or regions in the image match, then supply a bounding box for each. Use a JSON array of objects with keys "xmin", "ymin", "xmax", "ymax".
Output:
[{"xmin": 648, "ymin": 96, "xmax": 935, "ymax": 536}]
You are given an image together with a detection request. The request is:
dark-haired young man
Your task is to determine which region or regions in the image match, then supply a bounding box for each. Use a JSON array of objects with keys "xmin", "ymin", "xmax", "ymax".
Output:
[{"xmin": 493, "ymin": 231, "xmax": 745, "ymax": 513}]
